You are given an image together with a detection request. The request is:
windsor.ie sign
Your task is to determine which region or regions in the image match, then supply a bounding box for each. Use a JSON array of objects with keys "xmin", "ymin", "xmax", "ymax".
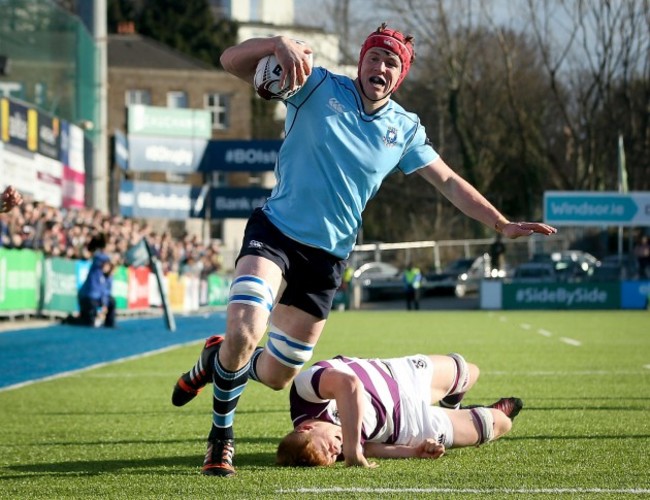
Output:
[{"xmin": 544, "ymin": 191, "xmax": 650, "ymax": 226}]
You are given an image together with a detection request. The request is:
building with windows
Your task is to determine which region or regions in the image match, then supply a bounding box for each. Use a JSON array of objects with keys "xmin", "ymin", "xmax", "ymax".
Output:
[
  {"xmin": 107, "ymin": 25, "xmax": 254, "ymax": 259},
  {"xmin": 209, "ymin": 0, "xmax": 294, "ymax": 26},
  {"xmin": 107, "ymin": 29, "xmax": 251, "ymax": 141}
]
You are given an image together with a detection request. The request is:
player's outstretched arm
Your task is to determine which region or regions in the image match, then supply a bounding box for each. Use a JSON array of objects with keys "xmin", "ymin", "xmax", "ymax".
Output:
[
  {"xmin": 318, "ymin": 368, "xmax": 377, "ymax": 468},
  {"xmin": 364, "ymin": 439, "xmax": 445, "ymax": 460},
  {"xmin": 417, "ymin": 158, "xmax": 557, "ymax": 239}
]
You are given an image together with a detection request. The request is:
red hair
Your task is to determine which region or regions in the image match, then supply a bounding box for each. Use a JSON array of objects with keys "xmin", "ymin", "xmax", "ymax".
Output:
[{"xmin": 276, "ymin": 431, "xmax": 331, "ymax": 467}]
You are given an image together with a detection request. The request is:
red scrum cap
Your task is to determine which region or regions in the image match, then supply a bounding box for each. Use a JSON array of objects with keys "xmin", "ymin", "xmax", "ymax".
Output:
[{"xmin": 358, "ymin": 23, "xmax": 415, "ymax": 92}]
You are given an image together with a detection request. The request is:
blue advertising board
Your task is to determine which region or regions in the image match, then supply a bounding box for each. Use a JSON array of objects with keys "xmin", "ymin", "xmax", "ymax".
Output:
[
  {"xmin": 211, "ymin": 187, "xmax": 272, "ymax": 218},
  {"xmin": 113, "ymin": 129, "xmax": 128, "ymax": 170},
  {"xmin": 200, "ymin": 140, "xmax": 281, "ymax": 172},
  {"xmin": 621, "ymin": 280, "xmax": 650, "ymax": 309},
  {"xmin": 118, "ymin": 180, "xmax": 205, "ymax": 219},
  {"xmin": 545, "ymin": 191, "xmax": 650, "ymax": 226},
  {"xmin": 123, "ymin": 135, "xmax": 281, "ymax": 174},
  {"xmin": 128, "ymin": 135, "xmax": 208, "ymax": 173}
]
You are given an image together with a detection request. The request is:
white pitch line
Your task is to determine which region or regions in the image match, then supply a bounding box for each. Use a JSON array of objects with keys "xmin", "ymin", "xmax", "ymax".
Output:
[
  {"xmin": 644, "ymin": 365, "xmax": 650, "ymax": 370},
  {"xmin": 280, "ymin": 487, "xmax": 650, "ymax": 495},
  {"xmin": 488, "ymin": 370, "xmax": 641, "ymax": 376},
  {"xmin": 520, "ymin": 323, "xmax": 531, "ymax": 330},
  {"xmin": 560, "ymin": 337, "xmax": 582, "ymax": 346},
  {"xmin": 538, "ymin": 329, "xmax": 552, "ymax": 337}
]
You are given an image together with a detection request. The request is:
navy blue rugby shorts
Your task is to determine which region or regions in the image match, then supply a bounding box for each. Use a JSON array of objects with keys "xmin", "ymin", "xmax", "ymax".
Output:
[{"xmin": 236, "ymin": 208, "xmax": 345, "ymax": 319}]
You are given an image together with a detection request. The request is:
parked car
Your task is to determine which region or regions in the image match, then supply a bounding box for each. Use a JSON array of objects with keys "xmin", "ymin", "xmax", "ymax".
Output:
[
  {"xmin": 353, "ymin": 261, "xmax": 403, "ymax": 302},
  {"xmin": 587, "ymin": 254, "xmax": 638, "ymax": 281},
  {"xmin": 423, "ymin": 254, "xmax": 492, "ymax": 298},
  {"xmin": 530, "ymin": 250, "xmax": 599, "ymax": 282},
  {"xmin": 550, "ymin": 250, "xmax": 599, "ymax": 282},
  {"xmin": 423, "ymin": 258, "xmax": 475, "ymax": 296},
  {"xmin": 511, "ymin": 262, "xmax": 557, "ymax": 283}
]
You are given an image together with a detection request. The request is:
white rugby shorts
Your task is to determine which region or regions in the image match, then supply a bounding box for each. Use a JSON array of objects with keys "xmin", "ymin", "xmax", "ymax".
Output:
[{"xmin": 382, "ymin": 354, "xmax": 454, "ymax": 448}]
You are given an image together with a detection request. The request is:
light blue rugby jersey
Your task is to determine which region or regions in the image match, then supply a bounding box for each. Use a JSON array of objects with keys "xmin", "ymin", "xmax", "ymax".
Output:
[{"xmin": 262, "ymin": 66, "xmax": 439, "ymax": 259}]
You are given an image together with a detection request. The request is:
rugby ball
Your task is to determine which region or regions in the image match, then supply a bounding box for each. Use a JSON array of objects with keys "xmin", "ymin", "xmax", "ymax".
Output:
[{"xmin": 253, "ymin": 51, "xmax": 313, "ymax": 101}]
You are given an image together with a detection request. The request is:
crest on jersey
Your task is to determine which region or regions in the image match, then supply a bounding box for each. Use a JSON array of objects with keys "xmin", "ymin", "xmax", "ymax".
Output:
[
  {"xmin": 383, "ymin": 127, "xmax": 398, "ymax": 147},
  {"xmin": 411, "ymin": 357, "xmax": 426, "ymax": 369}
]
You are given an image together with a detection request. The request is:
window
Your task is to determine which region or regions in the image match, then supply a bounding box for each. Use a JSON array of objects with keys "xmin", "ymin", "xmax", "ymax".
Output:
[
  {"xmin": 204, "ymin": 92, "xmax": 230, "ymax": 130},
  {"xmin": 167, "ymin": 91, "xmax": 188, "ymax": 108},
  {"xmin": 125, "ymin": 89, "xmax": 151, "ymax": 106}
]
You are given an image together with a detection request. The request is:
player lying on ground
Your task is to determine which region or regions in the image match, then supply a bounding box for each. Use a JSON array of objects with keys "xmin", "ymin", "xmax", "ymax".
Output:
[{"xmin": 275, "ymin": 351, "xmax": 522, "ymax": 467}]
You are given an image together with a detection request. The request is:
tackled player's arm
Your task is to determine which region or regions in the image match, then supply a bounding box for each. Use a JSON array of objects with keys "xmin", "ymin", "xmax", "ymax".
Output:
[
  {"xmin": 318, "ymin": 368, "xmax": 376, "ymax": 468},
  {"xmin": 364, "ymin": 439, "xmax": 445, "ymax": 460}
]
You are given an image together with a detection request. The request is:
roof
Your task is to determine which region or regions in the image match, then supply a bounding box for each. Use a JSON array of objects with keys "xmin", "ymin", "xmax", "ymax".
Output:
[{"xmin": 108, "ymin": 34, "xmax": 215, "ymax": 71}]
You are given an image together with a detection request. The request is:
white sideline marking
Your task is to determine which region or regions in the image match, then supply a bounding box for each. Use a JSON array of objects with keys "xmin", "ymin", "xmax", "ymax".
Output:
[
  {"xmin": 489, "ymin": 370, "xmax": 640, "ymax": 376},
  {"xmin": 520, "ymin": 323, "xmax": 531, "ymax": 330},
  {"xmin": 560, "ymin": 337, "xmax": 582, "ymax": 347},
  {"xmin": 644, "ymin": 365, "xmax": 650, "ymax": 370},
  {"xmin": 0, "ymin": 339, "xmax": 205, "ymax": 393},
  {"xmin": 499, "ymin": 316, "xmax": 508, "ymax": 322},
  {"xmin": 538, "ymin": 328, "xmax": 552, "ymax": 337},
  {"xmin": 280, "ymin": 487, "xmax": 650, "ymax": 495}
]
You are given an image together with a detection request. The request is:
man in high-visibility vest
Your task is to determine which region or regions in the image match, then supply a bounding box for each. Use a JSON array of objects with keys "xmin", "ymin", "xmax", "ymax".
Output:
[
  {"xmin": 341, "ymin": 264, "xmax": 355, "ymax": 309},
  {"xmin": 403, "ymin": 262, "xmax": 422, "ymax": 310}
]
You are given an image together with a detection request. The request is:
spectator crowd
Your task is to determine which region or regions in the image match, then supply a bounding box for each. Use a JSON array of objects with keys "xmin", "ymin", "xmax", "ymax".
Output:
[{"xmin": 0, "ymin": 200, "xmax": 223, "ymax": 279}]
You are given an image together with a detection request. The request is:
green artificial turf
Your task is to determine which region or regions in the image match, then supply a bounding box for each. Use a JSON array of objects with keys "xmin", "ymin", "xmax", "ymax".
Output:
[{"xmin": 0, "ymin": 310, "xmax": 648, "ymax": 499}]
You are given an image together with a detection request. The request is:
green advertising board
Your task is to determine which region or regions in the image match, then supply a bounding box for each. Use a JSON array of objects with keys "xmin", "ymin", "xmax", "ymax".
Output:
[
  {"xmin": 128, "ymin": 104, "xmax": 212, "ymax": 139},
  {"xmin": 112, "ymin": 265, "xmax": 129, "ymax": 310},
  {"xmin": 0, "ymin": 248, "xmax": 41, "ymax": 312},
  {"xmin": 208, "ymin": 274, "xmax": 230, "ymax": 306},
  {"xmin": 42, "ymin": 257, "xmax": 78, "ymax": 313},
  {"xmin": 502, "ymin": 282, "xmax": 620, "ymax": 310}
]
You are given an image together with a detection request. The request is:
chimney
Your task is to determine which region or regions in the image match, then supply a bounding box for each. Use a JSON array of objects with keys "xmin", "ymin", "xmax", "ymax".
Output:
[{"xmin": 117, "ymin": 21, "xmax": 136, "ymax": 34}]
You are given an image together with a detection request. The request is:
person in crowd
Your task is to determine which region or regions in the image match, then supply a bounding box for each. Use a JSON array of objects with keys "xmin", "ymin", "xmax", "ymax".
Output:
[
  {"xmin": 65, "ymin": 234, "xmax": 116, "ymax": 328},
  {"xmin": 0, "ymin": 185, "xmax": 23, "ymax": 213},
  {"xmin": 171, "ymin": 23, "xmax": 555, "ymax": 477},
  {"xmin": 338, "ymin": 264, "xmax": 355, "ymax": 310},
  {"xmin": 633, "ymin": 234, "xmax": 650, "ymax": 279},
  {"xmin": 275, "ymin": 350, "xmax": 521, "ymax": 467},
  {"xmin": 4, "ymin": 198, "xmax": 221, "ymax": 270},
  {"xmin": 403, "ymin": 262, "xmax": 422, "ymax": 310},
  {"xmin": 489, "ymin": 234, "xmax": 506, "ymax": 274}
]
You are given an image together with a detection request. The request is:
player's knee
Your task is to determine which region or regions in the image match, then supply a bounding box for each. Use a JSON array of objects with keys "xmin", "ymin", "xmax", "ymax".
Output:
[
  {"xmin": 447, "ymin": 353, "xmax": 471, "ymax": 395},
  {"xmin": 225, "ymin": 328, "xmax": 262, "ymax": 359}
]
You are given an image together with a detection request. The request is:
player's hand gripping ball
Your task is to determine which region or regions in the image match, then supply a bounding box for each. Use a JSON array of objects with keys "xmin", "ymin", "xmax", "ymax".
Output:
[{"xmin": 254, "ymin": 44, "xmax": 313, "ymax": 101}]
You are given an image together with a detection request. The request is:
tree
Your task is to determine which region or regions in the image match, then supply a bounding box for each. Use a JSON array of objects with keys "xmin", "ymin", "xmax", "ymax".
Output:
[
  {"xmin": 107, "ymin": 0, "xmax": 238, "ymax": 69},
  {"xmin": 363, "ymin": 0, "xmax": 558, "ymax": 242},
  {"xmin": 330, "ymin": 0, "xmax": 649, "ymax": 243},
  {"xmin": 524, "ymin": 0, "xmax": 649, "ymax": 192},
  {"xmin": 137, "ymin": 0, "xmax": 216, "ymax": 66}
]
